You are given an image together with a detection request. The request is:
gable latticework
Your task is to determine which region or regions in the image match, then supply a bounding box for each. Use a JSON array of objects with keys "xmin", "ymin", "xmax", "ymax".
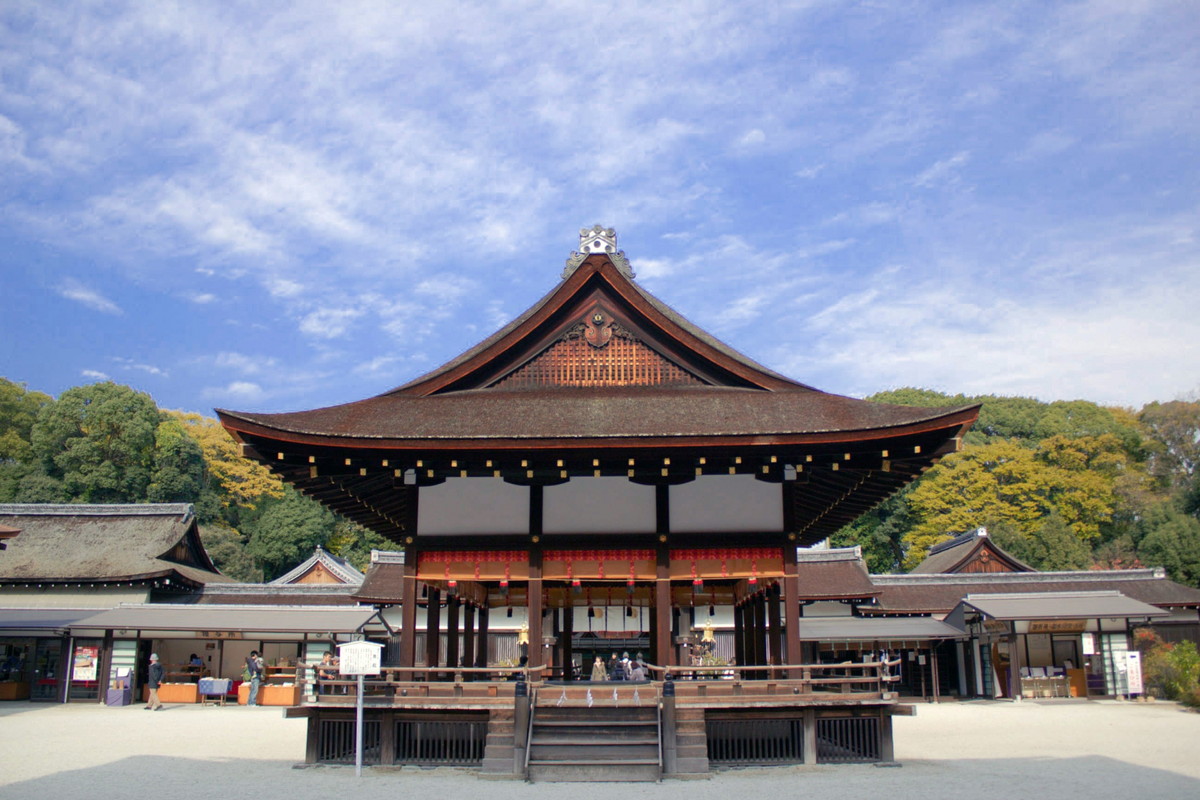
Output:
[{"xmin": 492, "ymin": 327, "xmax": 705, "ymax": 389}]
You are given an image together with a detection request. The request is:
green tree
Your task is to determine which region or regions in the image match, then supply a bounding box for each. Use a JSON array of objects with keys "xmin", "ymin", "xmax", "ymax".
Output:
[
  {"xmin": 1134, "ymin": 502, "xmax": 1200, "ymax": 587},
  {"xmin": 146, "ymin": 416, "xmax": 205, "ymax": 502},
  {"xmin": 1139, "ymin": 401, "xmax": 1200, "ymax": 491},
  {"xmin": 29, "ymin": 382, "xmax": 161, "ymax": 503},
  {"xmin": 199, "ymin": 522, "xmax": 262, "ymax": 583},
  {"xmin": 902, "ymin": 438, "xmax": 1115, "ymax": 568},
  {"xmin": 990, "ymin": 513, "xmax": 1093, "ymax": 571},
  {"xmin": 167, "ymin": 411, "xmax": 284, "ymax": 513},
  {"xmin": 244, "ymin": 488, "xmax": 336, "ymax": 580},
  {"xmin": 0, "ymin": 378, "xmax": 52, "ymax": 463},
  {"xmin": 326, "ymin": 519, "xmax": 394, "ymax": 572},
  {"xmin": 830, "ymin": 491, "xmax": 912, "ymax": 573}
]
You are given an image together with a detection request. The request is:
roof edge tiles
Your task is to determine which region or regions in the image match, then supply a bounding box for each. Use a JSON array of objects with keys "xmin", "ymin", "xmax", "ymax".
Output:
[
  {"xmin": 795, "ymin": 545, "xmax": 863, "ymax": 563},
  {"xmin": 0, "ymin": 503, "xmax": 194, "ymax": 520},
  {"xmin": 875, "ymin": 568, "xmax": 1170, "ymax": 585}
]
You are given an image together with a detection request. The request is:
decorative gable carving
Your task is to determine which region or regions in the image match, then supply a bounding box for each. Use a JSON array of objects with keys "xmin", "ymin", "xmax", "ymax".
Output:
[{"xmin": 492, "ymin": 307, "xmax": 705, "ymax": 389}]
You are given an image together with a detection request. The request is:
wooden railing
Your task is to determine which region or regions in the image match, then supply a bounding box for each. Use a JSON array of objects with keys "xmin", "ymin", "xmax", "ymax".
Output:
[{"xmin": 298, "ymin": 660, "xmax": 899, "ymax": 706}]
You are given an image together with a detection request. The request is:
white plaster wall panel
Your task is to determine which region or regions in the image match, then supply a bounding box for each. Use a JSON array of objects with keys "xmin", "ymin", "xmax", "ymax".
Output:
[
  {"xmin": 543, "ymin": 477, "xmax": 656, "ymax": 534},
  {"xmin": 417, "ymin": 478, "xmax": 529, "ymax": 535},
  {"xmin": 669, "ymin": 475, "xmax": 783, "ymax": 532}
]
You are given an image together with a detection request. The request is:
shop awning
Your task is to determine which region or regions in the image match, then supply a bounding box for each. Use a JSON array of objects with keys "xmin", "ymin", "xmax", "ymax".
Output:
[
  {"xmin": 795, "ymin": 615, "xmax": 964, "ymax": 642},
  {"xmin": 0, "ymin": 607, "xmax": 104, "ymax": 635},
  {"xmin": 69, "ymin": 604, "xmax": 383, "ymax": 635},
  {"xmin": 954, "ymin": 591, "xmax": 1168, "ymax": 622}
]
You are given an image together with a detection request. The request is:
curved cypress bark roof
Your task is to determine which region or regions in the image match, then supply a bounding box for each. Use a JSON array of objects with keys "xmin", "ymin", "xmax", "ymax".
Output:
[
  {"xmin": 0, "ymin": 504, "xmax": 230, "ymax": 585},
  {"xmin": 218, "ymin": 253, "xmax": 979, "ymax": 544}
]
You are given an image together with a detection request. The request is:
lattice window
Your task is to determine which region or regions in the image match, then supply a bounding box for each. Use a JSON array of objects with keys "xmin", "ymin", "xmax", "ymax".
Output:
[{"xmin": 493, "ymin": 333, "xmax": 703, "ymax": 388}]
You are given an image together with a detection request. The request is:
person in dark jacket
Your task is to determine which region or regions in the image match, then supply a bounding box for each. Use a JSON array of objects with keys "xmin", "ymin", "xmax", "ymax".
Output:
[
  {"xmin": 145, "ymin": 653, "xmax": 164, "ymax": 711},
  {"xmin": 246, "ymin": 651, "xmax": 264, "ymax": 706}
]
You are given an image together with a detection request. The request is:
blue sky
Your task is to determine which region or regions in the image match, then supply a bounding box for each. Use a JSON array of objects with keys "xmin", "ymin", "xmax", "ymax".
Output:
[{"xmin": 2, "ymin": 1, "xmax": 1198, "ymax": 416}]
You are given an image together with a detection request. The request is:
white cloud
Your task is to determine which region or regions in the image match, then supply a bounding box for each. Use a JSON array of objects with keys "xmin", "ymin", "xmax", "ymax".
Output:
[
  {"xmin": 299, "ymin": 307, "xmax": 364, "ymax": 339},
  {"xmin": 203, "ymin": 381, "xmax": 266, "ymax": 405},
  {"xmin": 80, "ymin": 369, "xmax": 109, "ymax": 381},
  {"xmin": 737, "ymin": 129, "xmax": 766, "ymax": 147},
  {"xmin": 914, "ymin": 151, "xmax": 971, "ymax": 189},
  {"xmin": 57, "ymin": 279, "xmax": 122, "ymax": 315},
  {"xmin": 212, "ymin": 352, "xmax": 279, "ymax": 375},
  {"xmin": 187, "ymin": 292, "xmax": 216, "ymax": 304},
  {"xmin": 114, "ymin": 358, "xmax": 168, "ymax": 378}
]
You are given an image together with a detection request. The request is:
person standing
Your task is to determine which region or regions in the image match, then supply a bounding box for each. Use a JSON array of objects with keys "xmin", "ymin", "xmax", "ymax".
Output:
[
  {"xmin": 591, "ymin": 655, "xmax": 607, "ymax": 682},
  {"xmin": 245, "ymin": 650, "xmax": 264, "ymax": 706},
  {"xmin": 145, "ymin": 653, "xmax": 164, "ymax": 711}
]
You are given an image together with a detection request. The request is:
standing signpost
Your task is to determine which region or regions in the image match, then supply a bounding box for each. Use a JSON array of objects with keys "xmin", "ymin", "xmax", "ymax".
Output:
[{"xmin": 337, "ymin": 641, "xmax": 384, "ymax": 777}]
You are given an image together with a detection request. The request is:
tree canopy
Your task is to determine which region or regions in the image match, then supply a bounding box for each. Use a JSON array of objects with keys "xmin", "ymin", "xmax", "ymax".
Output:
[
  {"xmin": 2, "ymin": 378, "xmax": 1199, "ymax": 587},
  {"xmin": 0, "ymin": 378, "xmax": 389, "ymax": 580},
  {"xmin": 852, "ymin": 389, "xmax": 1200, "ymax": 584}
]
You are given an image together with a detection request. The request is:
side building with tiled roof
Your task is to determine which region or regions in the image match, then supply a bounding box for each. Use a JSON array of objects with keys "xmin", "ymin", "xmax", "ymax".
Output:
[{"xmin": 789, "ymin": 532, "xmax": 1200, "ymax": 702}]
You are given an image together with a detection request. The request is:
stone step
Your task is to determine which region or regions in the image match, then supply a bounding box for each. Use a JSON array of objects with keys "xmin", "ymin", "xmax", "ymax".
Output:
[
  {"xmin": 527, "ymin": 762, "xmax": 661, "ymax": 783},
  {"xmin": 535, "ymin": 743, "xmax": 662, "ymax": 762}
]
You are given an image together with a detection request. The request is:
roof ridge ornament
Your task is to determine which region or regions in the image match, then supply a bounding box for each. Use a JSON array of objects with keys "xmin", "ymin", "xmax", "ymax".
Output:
[{"xmin": 563, "ymin": 224, "xmax": 635, "ymax": 280}]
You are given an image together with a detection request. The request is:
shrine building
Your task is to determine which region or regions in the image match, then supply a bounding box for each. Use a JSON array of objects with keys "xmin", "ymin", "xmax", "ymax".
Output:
[{"xmin": 215, "ymin": 226, "xmax": 982, "ymax": 777}]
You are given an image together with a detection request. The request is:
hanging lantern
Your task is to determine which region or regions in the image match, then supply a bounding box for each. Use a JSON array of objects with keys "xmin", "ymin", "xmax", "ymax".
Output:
[
  {"xmin": 627, "ymin": 578, "xmax": 635, "ymax": 595},
  {"xmin": 571, "ymin": 578, "xmax": 582, "ymax": 594},
  {"xmin": 499, "ymin": 579, "xmax": 509, "ymax": 595}
]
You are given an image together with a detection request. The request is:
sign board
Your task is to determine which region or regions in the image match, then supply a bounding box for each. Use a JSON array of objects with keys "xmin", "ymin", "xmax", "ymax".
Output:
[
  {"xmin": 337, "ymin": 641, "xmax": 383, "ymax": 676},
  {"xmin": 72, "ymin": 645, "xmax": 98, "ymax": 682},
  {"xmin": 1028, "ymin": 620, "xmax": 1088, "ymax": 634},
  {"xmin": 1126, "ymin": 651, "xmax": 1144, "ymax": 695},
  {"xmin": 983, "ymin": 620, "xmax": 1010, "ymax": 635},
  {"xmin": 1082, "ymin": 633, "xmax": 1096, "ymax": 655}
]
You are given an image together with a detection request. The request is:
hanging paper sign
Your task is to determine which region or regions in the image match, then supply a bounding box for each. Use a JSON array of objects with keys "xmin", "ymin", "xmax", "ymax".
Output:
[{"xmin": 337, "ymin": 641, "xmax": 384, "ymax": 676}]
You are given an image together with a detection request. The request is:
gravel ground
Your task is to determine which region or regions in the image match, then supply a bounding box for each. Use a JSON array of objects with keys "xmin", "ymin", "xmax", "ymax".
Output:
[{"xmin": 1, "ymin": 698, "xmax": 1197, "ymax": 799}]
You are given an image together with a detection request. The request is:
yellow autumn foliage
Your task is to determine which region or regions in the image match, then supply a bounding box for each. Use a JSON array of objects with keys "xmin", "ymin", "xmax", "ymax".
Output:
[{"xmin": 166, "ymin": 411, "xmax": 284, "ymax": 508}]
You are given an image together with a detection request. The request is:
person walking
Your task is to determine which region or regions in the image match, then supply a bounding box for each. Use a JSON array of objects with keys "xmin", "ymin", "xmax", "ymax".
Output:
[
  {"xmin": 245, "ymin": 650, "xmax": 264, "ymax": 706},
  {"xmin": 145, "ymin": 653, "xmax": 164, "ymax": 711}
]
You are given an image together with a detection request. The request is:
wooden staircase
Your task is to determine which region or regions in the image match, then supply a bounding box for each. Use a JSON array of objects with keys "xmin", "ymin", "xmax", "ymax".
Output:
[{"xmin": 526, "ymin": 703, "xmax": 662, "ymax": 782}]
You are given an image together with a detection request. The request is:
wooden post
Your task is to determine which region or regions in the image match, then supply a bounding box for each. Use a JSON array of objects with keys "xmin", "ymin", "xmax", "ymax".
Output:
[
  {"xmin": 399, "ymin": 551, "xmax": 418, "ymax": 669},
  {"xmin": 782, "ymin": 543, "xmax": 802, "ymax": 678},
  {"xmin": 425, "ymin": 586, "xmax": 441, "ymax": 675},
  {"xmin": 655, "ymin": 543, "xmax": 673, "ymax": 668},
  {"xmin": 462, "ymin": 603, "xmax": 476, "ymax": 681},
  {"xmin": 561, "ymin": 603, "xmax": 574, "ymax": 681},
  {"xmin": 767, "ymin": 583, "xmax": 783, "ymax": 680},
  {"xmin": 527, "ymin": 547, "xmax": 543, "ymax": 675},
  {"xmin": 802, "ymin": 707, "xmax": 817, "ymax": 765},
  {"xmin": 751, "ymin": 592, "xmax": 765, "ymax": 679},
  {"xmin": 446, "ymin": 593, "xmax": 461, "ymax": 673},
  {"xmin": 475, "ymin": 606, "xmax": 490, "ymax": 670},
  {"xmin": 733, "ymin": 601, "xmax": 746, "ymax": 676}
]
